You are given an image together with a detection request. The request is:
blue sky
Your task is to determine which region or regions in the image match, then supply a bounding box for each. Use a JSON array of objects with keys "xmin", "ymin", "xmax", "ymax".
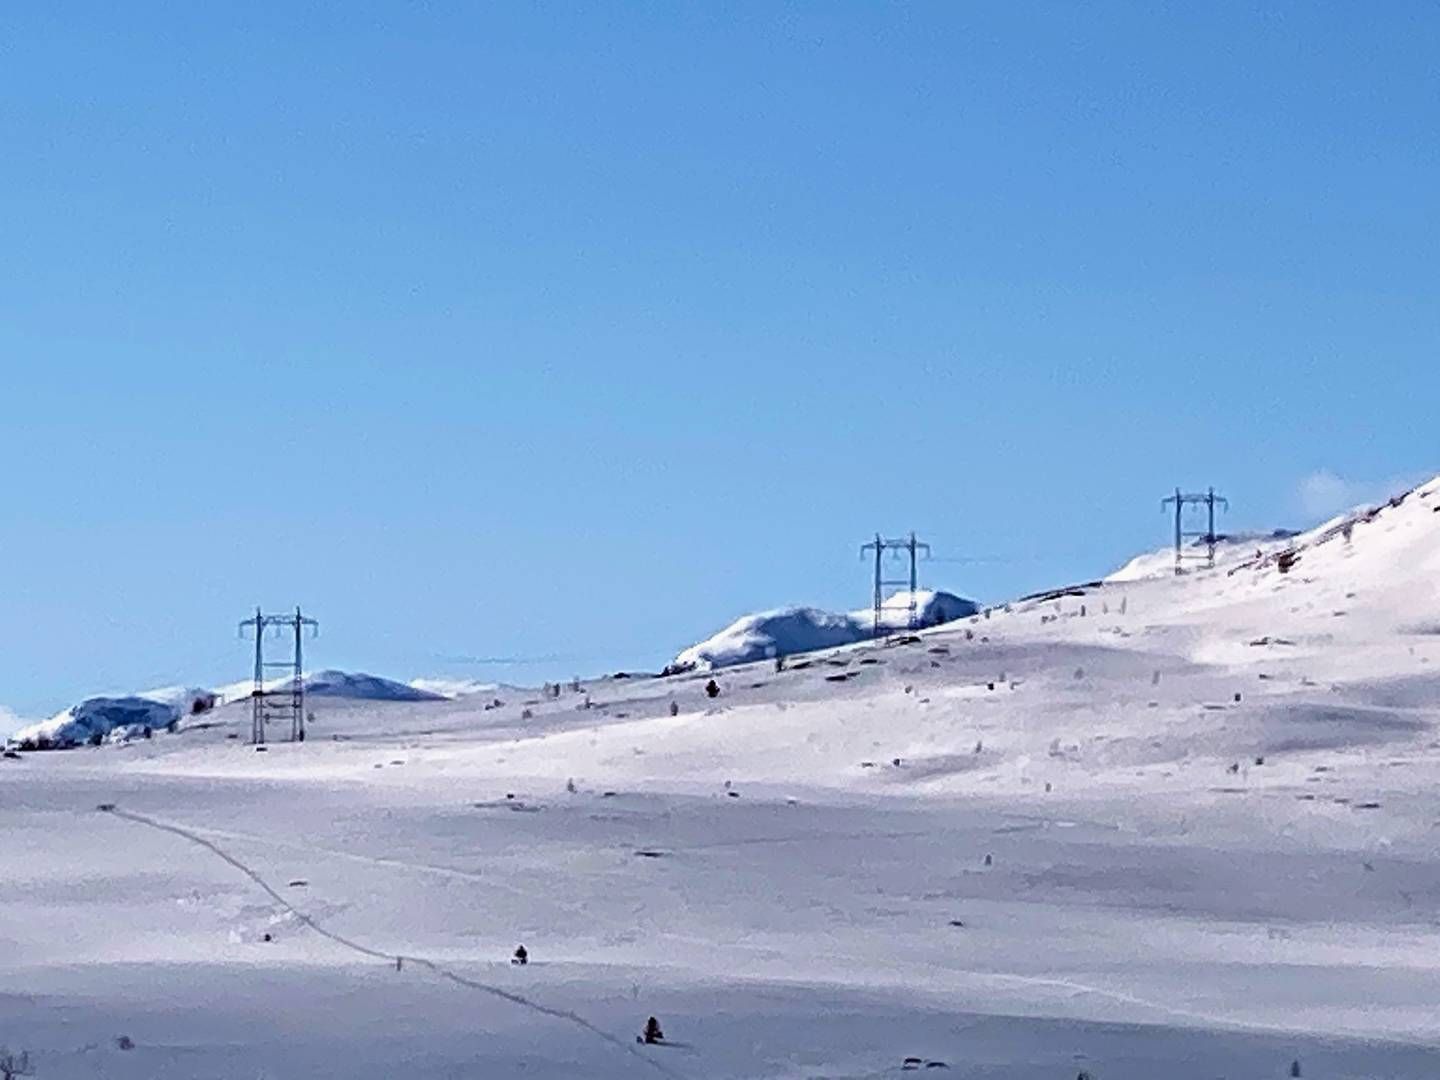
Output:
[{"xmin": 1, "ymin": 2, "xmax": 1436, "ymax": 719}]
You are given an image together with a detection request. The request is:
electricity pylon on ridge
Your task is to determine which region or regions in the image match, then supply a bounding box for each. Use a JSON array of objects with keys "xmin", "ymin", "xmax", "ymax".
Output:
[
  {"xmin": 1161, "ymin": 487, "xmax": 1229, "ymax": 574},
  {"xmin": 239, "ymin": 606, "xmax": 319, "ymax": 745},
  {"xmin": 860, "ymin": 532, "xmax": 931, "ymax": 637}
]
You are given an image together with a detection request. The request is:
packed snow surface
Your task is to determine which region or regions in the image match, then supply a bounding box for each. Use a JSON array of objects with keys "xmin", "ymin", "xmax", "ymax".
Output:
[
  {"xmin": 672, "ymin": 589, "xmax": 979, "ymax": 671},
  {"xmin": 4, "ymin": 475, "xmax": 1440, "ymax": 1078}
]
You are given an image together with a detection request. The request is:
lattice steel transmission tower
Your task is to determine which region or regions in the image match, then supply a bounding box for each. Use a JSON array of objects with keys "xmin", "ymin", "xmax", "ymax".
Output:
[
  {"xmin": 1161, "ymin": 487, "xmax": 1229, "ymax": 574},
  {"xmin": 860, "ymin": 532, "xmax": 931, "ymax": 637},
  {"xmin": 240, "ymin": 606, "xmax": 319, "ymax": 745}
]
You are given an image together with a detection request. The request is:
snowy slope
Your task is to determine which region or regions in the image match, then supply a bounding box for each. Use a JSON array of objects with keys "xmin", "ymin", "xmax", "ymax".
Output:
[
  {"xmin": 3, "ymin": 474, "xmax": 1440, "ymax": 1079},
  {"xmin": 671, "ymin": 589, "xmax": 979, "ymax": 671},
  {"xmin": 1108, "ymin": 529, "xmax": 1300, "ymax": 581}
]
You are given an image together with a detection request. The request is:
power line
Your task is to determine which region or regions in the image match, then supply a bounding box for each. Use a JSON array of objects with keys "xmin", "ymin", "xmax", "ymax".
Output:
[
  {"xmin": 239, "ymin": 607, "xmax": 319, "ymax": 745},
  {"xmin": 1160, "ymin": 487, "xmax": 1229, "ymax": 574},
  {"xmin": 859, "ymin": 532, "xmax": 931, "ymax": 636}
]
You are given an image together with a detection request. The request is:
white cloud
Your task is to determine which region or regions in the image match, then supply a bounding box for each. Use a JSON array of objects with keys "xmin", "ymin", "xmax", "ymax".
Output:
[{"xmin": 1296, "ymin": 469, "xmax": 1423, "ymax": 521}]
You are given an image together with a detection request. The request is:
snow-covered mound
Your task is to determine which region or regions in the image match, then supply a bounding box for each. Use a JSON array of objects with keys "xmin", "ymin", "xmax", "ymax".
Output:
[
  {"xmin": 9, "ymin": 687, "xmax": 216, "ymax": 750},
  {"xmin": 222, "ymin": 670, "xmax": 450, "ymax": 703},
  {"xmin": 284, "ymin": 669, "xmax": 446, "ymax": 701},
  {"xmin": 671, "ymin": 589, "xmax": 979, "ymax": 672}
]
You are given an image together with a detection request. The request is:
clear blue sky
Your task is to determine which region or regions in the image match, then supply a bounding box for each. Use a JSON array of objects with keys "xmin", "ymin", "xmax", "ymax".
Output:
[{"xmin": 2, "ymin": 3, "xmax": 1436, "ymax": 719}]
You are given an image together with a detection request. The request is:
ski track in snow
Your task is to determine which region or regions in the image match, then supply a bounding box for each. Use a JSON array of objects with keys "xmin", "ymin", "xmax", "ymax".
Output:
[
  {"xmin": 98, "ymin": 805, "xmax": 691, "ymax": 1080},
  {"xmin": 94, "ymin": 806, "xmax": 1326, "ymax": 1071}
]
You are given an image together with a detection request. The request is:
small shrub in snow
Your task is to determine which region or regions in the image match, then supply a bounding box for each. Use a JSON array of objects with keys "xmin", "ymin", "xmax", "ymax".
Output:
[{"xmin": 0, "ymin": 1048, "xmax": 34, "ymax": 1079}]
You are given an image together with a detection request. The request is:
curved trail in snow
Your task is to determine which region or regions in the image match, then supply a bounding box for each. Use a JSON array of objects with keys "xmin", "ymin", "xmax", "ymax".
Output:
[
  {"xmin": 94, "ymin": 805, "xmax": 1377, "ymax": 1066},
  {"xmin": 99, "ymin": 804, "xmax": 689, "ymax": 1080}
]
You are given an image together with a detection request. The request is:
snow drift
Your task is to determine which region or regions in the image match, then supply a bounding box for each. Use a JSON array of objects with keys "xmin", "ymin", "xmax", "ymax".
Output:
[{"xmin": 670, "ymin": 589, "xmax": 979, "ymax": 672}]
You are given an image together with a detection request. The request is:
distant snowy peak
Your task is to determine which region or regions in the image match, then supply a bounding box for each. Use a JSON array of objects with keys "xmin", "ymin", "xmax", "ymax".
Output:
[
  {"xmin": 224, "ymin": 670, "xmax": 451, "ymax": 703},
  {"xmin": 277, "ymin": 670, "xmax": 446, "ymax": 702},
  {"xmin": 672, "ymin": 589, "xmax": 979, "ymax": 672}
]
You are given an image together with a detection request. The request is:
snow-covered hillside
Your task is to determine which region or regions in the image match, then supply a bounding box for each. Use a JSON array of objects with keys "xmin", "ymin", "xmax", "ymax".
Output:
[
  {"xmin": 1107, "ymin": 528, "xmax": 1300, "ymax": 581},
  {"xmin": 9, "ymin": 671, "xmax": 442, "ymax": 750},
  {"xmin": 9, "ymin": 687, "xmax": 216, "ymax": 750},
  {"xmin": 3, "ymin": 474, "xmax": 1440, "ymax": 1079},
  {"xmin": 671, "ymin": 589, "xmax": 979, "ymax": 671}
]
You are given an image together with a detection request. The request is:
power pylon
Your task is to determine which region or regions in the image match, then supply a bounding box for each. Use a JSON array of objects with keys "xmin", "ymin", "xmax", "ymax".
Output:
[
  {"xmin": 1161, "ymin": 487, "xmax": 1229, "ymax": 574},
  {"xmin": 239, "ymin": 607, "xmax": 319, "ymax": 745},
  {"xmin": 860, "ymin": 532, "xmax": 931, "ymax": 637}
]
